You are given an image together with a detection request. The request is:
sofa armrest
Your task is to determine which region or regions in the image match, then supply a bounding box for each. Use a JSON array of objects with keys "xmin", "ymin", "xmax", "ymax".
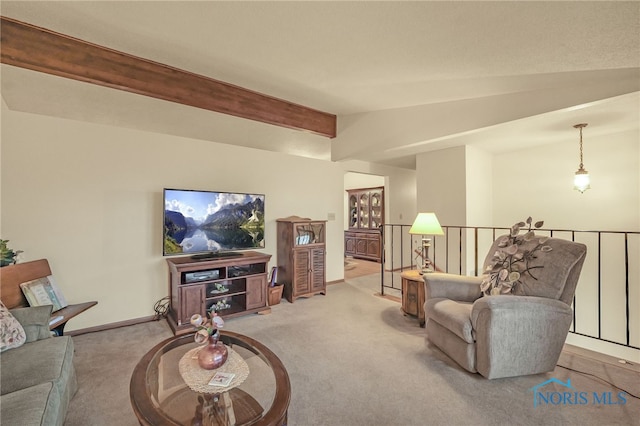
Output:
[
  {"xmin": 10, "ymin": 305, "xmax": 53, "ymax": 343},
  {"xmin": 424, "ymin": 273, "xmax": 482, "ymax": 302}
]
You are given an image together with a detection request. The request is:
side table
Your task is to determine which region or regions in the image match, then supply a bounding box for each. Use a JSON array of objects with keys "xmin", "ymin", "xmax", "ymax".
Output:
[
  {"xmin": 401, "ymin": 270, "xmax": 425, "ymax": 327},
  {"xmin": 50, "ymin": 301, "xmax": 98, "ymax": 336}
]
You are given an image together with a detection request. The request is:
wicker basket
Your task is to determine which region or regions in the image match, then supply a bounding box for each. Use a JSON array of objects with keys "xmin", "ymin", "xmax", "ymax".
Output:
[{"xmin": 267, "ymin": 284, "xmax": 284, "ymax": 306}]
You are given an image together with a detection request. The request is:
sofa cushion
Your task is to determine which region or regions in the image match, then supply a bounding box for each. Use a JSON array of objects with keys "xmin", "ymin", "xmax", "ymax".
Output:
[
  {"xmin": 0, "ymin": 382, "xmax": 64, "ymax": 426},
  {"xmin": 0, "ymin": 301, "xmax": 26, "ymax": 352},
  {"xmin": 1, "ymin": 335, "xmax": 76, "ymax": 396},
  {"xmin": 425, "ymin": 298, "xmax": 474, "ymax": 343},
  {"xmin": 10, "ymin": 305, "xmax": 53, "ymax": 343}
]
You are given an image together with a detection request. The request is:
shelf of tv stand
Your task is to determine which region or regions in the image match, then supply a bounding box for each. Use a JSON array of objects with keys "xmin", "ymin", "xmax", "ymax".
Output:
[{"xmin": 166, "ymin": 251, "xmax": 272, "ymax": 335}]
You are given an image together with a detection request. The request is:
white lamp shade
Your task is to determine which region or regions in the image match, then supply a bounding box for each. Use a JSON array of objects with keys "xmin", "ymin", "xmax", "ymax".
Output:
[{"xmin": 409, "ymin": 213, "xmax": 444, "ymax": 235}]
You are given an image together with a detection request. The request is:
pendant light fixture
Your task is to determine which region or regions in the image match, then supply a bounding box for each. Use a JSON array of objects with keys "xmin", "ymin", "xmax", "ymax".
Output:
[{"xmin": 573, "ymin": 123, "xmax": 590, "ymax": 193}]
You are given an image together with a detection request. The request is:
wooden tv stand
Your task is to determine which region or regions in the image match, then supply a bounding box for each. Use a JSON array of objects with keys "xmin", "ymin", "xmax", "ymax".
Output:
[
  {"xmin": 0, "ymin": 259, "xmax": 97, "ymax": 336},
  {"xmin": 166, "ymin": 251, "xmax": 272, "ymax": 335}
]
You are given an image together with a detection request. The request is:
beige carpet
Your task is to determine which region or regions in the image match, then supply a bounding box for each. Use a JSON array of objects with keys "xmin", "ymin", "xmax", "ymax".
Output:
[{"xmin": 65, "ymin": 274, "xmax": 639, "ymax": 425}]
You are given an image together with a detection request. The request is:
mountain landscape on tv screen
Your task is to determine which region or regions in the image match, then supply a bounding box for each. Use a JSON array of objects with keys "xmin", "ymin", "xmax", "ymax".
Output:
[{"xmin": 164, "ymin": 197, "xmax": 264, "ymax": 255}]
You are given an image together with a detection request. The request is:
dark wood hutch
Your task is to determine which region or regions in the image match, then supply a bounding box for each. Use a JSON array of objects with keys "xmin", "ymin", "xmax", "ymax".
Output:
[{"xmin": 345, "ymin": 186, "xmax": 384, "ymax": 262}]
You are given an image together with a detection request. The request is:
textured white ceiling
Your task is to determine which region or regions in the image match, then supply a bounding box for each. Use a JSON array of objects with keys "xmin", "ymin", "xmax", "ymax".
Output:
[{"xmin": 1, "ymin": 1, "xmax": 639, "ymax": 168}]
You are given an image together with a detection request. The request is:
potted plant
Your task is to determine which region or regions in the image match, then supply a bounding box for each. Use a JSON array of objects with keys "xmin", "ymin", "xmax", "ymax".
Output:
[{"xmin": 0, "ymin": 239, "xmax": 23, "ymax": 267}]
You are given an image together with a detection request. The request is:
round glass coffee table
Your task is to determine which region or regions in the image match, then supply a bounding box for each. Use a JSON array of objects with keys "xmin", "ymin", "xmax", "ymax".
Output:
[{"xmin": 130, "ymin": 330, "xmax": 290, "ymax": 425}]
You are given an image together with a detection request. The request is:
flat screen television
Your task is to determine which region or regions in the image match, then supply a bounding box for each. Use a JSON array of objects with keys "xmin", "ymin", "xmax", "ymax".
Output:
[{"xmin": 163, "ymin": 188, "xmax": 265, "ymax": 258}]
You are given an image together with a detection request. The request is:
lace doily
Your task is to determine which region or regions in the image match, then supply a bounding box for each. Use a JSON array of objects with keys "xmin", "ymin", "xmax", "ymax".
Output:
[{"xmin": 178, "ymin": 345, "xmax": 250, "ymax": 394}]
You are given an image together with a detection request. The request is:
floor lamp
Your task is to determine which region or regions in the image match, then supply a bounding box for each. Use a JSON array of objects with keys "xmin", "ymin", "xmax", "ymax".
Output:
[{"xmin": 409, "ymin": 213, "xmax": 444, "ymax": 274}]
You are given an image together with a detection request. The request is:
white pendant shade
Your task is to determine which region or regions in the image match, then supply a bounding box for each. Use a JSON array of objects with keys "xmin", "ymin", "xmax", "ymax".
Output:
[{"xmin": 574, "ymin": 169, "xmax": 590, "ymax": 193}]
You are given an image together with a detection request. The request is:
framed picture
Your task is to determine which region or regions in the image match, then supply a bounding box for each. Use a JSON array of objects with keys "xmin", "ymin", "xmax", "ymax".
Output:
[{"xmin": 20, "ymin": 275, "xmax": 68, "ymax": 312}]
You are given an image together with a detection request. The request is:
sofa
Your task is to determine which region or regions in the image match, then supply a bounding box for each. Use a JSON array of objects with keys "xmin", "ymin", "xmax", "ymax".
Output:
[{"xmin": 1, "ymin": 303, "xmax": 78, "ymax": 425}]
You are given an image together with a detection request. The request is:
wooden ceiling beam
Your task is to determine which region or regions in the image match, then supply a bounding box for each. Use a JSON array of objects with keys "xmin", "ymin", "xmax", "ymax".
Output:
[{"xmin": 0, "ymin": 16, "xmax": 337, "ymax": 138}]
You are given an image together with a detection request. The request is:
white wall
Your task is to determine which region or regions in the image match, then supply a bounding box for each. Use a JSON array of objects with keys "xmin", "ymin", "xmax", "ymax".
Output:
[
  {"xmin": 344, "ymin": 172, "xmax": 385, "ymax": 190},
  {"xmin": 416, "ymin": 146, "xmax": 467, "ymax": 272},
  {"xmin": 465, "ymin": 145, "xmax": 493, "ymax": 227},
  {"xmin": 416, "ymin": 146, "xmax": 466, "ymax": 225},
  {"xmin": 464, "ymin": 145, "xmax": 494, "ymax": 275},
  {"xmin": 1, "ymin": 104, "xmax": 345, "ymax": 331},
  {"xmin": 492, "ymin": 128, "xmax": 640, "ymax": 362},
  {"xmin": 492, "ymin": 129, "xmax": 639, "ymax": 232}
]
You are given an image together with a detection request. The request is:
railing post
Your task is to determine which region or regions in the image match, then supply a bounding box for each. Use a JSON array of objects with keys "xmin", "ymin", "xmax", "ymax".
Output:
[
  {"xmin": 624, "ymin": 232, "xmax": 630, "ymax": 347},
  {"xmin": 598, "ymin": 232, "xmax": 602, "ymax": 340},
  {"xmin": 474, "ymin": 228, "xmax": 479, "ymax": 277},
  {"xmin": 572, "ymin": 231, "xmax": 576, "ymax": 333},
  {"xmin": 380, "ymin": 225, "xmax": 385, "ymax": 296}
]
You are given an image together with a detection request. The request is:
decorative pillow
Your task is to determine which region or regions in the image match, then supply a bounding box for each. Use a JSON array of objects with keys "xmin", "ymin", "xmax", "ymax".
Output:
[
  {"xmin": 9, "ymin": 305, "xmax": 53, "ymax": 342},
  {"xmin": 0, "ymin": 301, "xmax": 26, "ymax": 352}
]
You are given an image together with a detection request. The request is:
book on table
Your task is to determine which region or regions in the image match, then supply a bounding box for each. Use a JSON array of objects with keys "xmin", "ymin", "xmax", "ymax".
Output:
[{"xmin": 20, "ymin": 275, "xmax": 68, "ymax": 312}]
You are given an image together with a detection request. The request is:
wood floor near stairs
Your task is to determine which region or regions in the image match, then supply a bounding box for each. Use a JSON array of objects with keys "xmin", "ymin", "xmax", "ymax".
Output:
[
  {"xmin": 344, "ymin": 257, "xmax": 381, "ymax": 279},
  {"xmin": 343, "ymin": 257, "xmax": 402, "ymax": 303}
]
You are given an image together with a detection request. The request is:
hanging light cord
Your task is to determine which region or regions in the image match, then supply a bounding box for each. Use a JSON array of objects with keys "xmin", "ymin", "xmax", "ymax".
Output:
[
  {"xmin": 574, "ymin": 123, "xmax": 587, "ymax": 170},
  {"xmin": 578, "ymin": 126, "xmax": 584, "ymax": 169}
]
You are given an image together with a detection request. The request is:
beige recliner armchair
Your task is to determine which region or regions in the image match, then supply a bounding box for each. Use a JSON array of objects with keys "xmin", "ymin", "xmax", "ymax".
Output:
[{"xmin": 423, "ymin": 234, "xmax": 587, "ymax": 379}]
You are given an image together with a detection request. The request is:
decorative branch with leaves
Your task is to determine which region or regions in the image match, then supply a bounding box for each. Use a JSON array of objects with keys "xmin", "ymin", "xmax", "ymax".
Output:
[{"xmin": 480, "ymin": 217, "xmax": 552, "ymax": 296}]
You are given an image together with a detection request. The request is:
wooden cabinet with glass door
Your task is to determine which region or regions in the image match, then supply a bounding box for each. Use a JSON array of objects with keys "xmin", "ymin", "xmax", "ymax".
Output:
[
  {"xmin": 277, "ymin": 216, "xmax": 327, "ymax": 303},
  {"xmin": 345, "ymin": 187, "xmax": 384, "ymax": 262}
]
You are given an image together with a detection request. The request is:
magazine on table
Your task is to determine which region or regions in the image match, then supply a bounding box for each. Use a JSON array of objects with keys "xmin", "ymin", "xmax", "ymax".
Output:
[
  {"xmin": 20, "ymin": 275, "xmax": 68, "ymax": 312},
  {"xmin": 208, "ymin": 372, "xmax": 235, "ymax": 387}
]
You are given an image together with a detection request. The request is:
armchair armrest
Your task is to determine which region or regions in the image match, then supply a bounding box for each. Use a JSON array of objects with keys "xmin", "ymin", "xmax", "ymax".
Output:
[
  {"xmin": 470, "ymin": 295, "xmax": 574, "ymax": 379},
  {"xmin": 424, "ymin": 273, "xmax": 482, "ymax": 302},
  {"xmin": 470, "ymin": 295, "xmax": 572, "ymax": 326}
]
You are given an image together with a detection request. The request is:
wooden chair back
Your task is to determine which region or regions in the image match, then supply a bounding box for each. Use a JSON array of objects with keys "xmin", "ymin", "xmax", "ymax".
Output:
[{"xmin": 0, "ymin": 259, "xmax": 52, "ymax": 309}]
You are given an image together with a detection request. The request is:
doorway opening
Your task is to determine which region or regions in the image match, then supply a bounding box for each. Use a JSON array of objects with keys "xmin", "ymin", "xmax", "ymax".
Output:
[{"xmin": 343, "ymin": 171, "xmax": 386, "ymax": 279}]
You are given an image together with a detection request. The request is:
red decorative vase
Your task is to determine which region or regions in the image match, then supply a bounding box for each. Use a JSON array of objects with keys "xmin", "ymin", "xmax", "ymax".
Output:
[{"xmin": 197, "ymin": 332, "xmax": 228, "ymax": 370}]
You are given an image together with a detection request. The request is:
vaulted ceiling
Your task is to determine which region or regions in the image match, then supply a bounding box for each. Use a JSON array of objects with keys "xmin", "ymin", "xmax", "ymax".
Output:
[{"xmin": 1, "ymin": 1, "xmax": 639, "ymax": 169}]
